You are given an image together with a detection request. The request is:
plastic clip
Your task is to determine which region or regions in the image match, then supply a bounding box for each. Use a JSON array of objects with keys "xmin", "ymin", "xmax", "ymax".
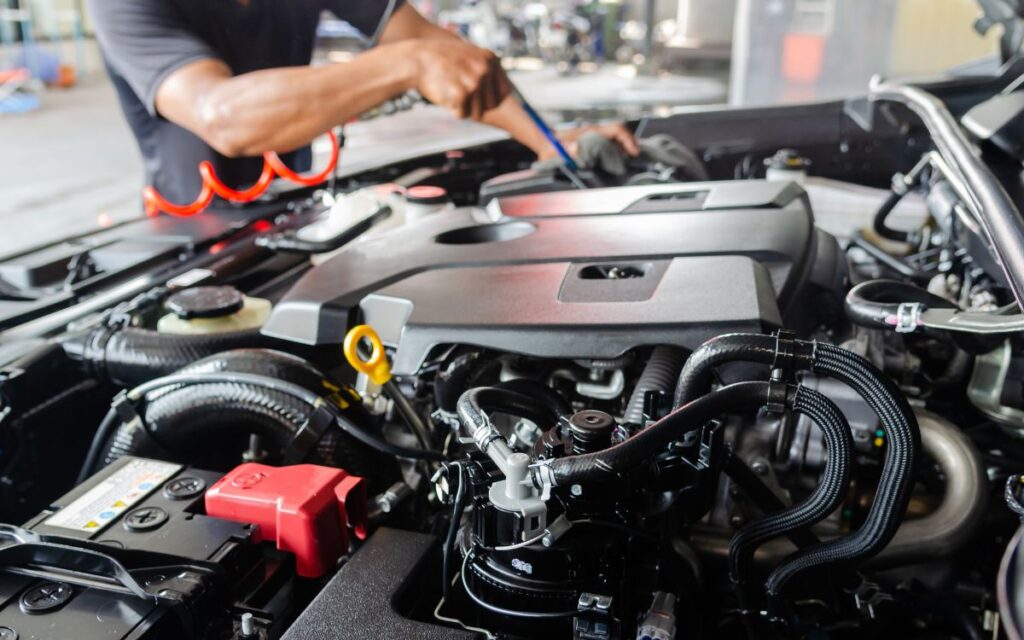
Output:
[
  {"xmin": 111, "ymin": 390, "xmax": 141, "ymax": 426},
  {"xmin": 282, "ymin": 402, "xmax": 335, "ymax": 464}
]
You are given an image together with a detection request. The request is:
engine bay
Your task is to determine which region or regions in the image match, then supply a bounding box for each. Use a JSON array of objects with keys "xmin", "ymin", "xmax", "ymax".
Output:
[{"xmin": 3, "ymin": 75, "xmax": 1024, "ymax": 639}]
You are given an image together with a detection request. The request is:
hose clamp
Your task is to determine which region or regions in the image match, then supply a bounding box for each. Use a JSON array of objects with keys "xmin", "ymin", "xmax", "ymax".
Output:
[
  {"xmin": 771, "ymin": 330, "xmax": 798, "ymax": 382},
  {"xmin": 765, "ymin": 376, "xmax": 789, "ymax": 415},
  {"xmin": 531, "ymin": 461, "xmax": 556, "ymax": 499},
  {"xmin": 475, "ymin": 429, "xmax": 503, "ymax": 455},
  {"xmin": 894, "ymin": 302, "xmax": 923, "ymax": 333}
]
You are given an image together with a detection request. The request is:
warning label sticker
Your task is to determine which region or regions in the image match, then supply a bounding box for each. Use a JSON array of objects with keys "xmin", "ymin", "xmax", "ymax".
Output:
[{"xmin": 44, "ymin": 459, "xmax": 182, "ymax": 532}]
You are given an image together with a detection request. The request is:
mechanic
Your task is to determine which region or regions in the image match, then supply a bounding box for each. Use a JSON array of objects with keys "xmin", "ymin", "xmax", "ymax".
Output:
[{"xmin": 86, "ymin": 0, "xmax": 640, "ymax": 205}]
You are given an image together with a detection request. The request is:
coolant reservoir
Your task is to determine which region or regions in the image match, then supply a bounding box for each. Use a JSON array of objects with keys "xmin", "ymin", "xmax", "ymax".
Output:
[{"xmin": 157, "ymin": 286, "xmax": 272, "ymax": 335}]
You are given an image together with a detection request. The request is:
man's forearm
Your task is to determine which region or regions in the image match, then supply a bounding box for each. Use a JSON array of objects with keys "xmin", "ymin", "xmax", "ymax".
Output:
[
  {"xmin": 481, "ymin": 96, "xmax": 554, "ymax": 157},
  {"xmin": 161, "ymin": 43, "xmax": 416, "ymax": 157}
]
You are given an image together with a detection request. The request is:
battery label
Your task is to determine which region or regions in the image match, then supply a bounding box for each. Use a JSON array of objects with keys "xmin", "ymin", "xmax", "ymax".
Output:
[{"xmin": 44, "ymin": 459, "xmax": 182, "ymax": 532}]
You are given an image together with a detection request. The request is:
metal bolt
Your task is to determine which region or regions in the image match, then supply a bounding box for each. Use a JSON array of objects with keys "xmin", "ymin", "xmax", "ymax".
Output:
[
  {"xmin": 570, "ymin": 484, "xmax": 583, "ymax": 497},
  {"xmin": 375, "ymin": 482, "xmax": 412, "ymax": 514},
  {"xmin": 163, "ymin": 476, "xmax": 206, "ymax": 500},
  {"xmin": 124, "ymin": 506, "xmax": 168, "ymax": 532},
  {"xmin": 751, "ymin": 461, "xmax": 769, "ymax": 476},
  {"xmin": 242, "ymin": 434, "xmax": 266, "ymax": 463},
  {"xmin": 730, "ymin": 515, "xmax": 745, "ymax": 528},
  {"xmin": 240, "ymin": 612, "xmax": 257, "ymax": 638}
]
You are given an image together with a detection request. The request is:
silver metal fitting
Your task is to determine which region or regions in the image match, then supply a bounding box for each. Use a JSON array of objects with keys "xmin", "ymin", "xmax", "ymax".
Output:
[
  {"xmin": 894, "ymin": 302, "xmax": 923, "ymax": 333},
  {"xmin": 637, "ymin": 592, "xmax": 677, "ymax": 640}
]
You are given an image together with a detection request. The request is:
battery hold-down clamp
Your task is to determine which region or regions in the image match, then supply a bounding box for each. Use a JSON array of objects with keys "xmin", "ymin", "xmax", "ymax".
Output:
[{"xmin": 205, "ymin": 462, "xmax": 367, "ymax": 578}]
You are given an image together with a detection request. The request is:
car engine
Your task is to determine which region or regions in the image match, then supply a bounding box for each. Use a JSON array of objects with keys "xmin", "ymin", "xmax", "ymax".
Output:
[{"xmin": 3, "ymin": 77, "xmax": 1024, "ymax": 639}]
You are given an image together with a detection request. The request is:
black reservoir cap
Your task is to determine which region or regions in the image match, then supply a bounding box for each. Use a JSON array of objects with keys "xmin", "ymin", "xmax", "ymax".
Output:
[{"xmin": 166, "ymin": 286, "xmax": 244, "ymax": 320}]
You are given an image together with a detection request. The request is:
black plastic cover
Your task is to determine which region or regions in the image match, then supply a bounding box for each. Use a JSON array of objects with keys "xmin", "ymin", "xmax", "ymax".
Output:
[
  {"xmin": 263, "ymin": 181, "xmax": 824, "ymax": 375},
  {"xmin": 283, "ymin": 527, "xmax": 475, "ymax": 640}
]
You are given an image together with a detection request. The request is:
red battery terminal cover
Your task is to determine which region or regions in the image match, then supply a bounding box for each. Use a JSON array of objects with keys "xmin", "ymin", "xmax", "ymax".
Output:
[{"xmin": 205, "ymin": 463, "xmax": 368, "ymax": 578}]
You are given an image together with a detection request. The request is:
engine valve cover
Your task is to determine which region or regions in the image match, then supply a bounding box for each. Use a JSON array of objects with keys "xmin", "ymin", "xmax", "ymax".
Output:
[{"xmin": 263, "ymin": 181, "xmax": 840, "ymax": 375}]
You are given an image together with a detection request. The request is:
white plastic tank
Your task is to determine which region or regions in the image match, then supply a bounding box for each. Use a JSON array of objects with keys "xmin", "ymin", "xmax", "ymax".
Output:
[{"xmin": 156, "ymin": 286, "xmax": 272, "ymax": 335}]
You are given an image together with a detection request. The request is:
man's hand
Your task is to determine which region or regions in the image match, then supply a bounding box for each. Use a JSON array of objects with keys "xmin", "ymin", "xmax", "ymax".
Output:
[
  {"xmin": 540, "ymin": 123, "xmax": 641, "ymax": 161},
  {"xmin": 405, "ymin": 39, "xmax": 511, "ymax": 121}
]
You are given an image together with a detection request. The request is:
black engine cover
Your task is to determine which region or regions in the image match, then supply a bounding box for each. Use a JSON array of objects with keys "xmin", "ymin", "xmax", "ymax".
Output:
[{"xmin": 263, "ymin": 180, "xmax": 843, "ymax": 375}]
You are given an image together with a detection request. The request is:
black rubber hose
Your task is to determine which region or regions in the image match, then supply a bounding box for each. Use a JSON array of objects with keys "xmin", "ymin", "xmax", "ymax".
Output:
[
  {"xmin": 729, "ymin": 386, "xmax": 853, "ymax": 583},
  {"xmin": 442, "ymin": 462, "xmax": 468, "ymax": 598},
  {"xmin": 93, "ymin": 349, "xmax": 400, "ymax": 485},
  {"xmin": 62, "ymin": 326, "xmax": 275, "ymax": 387},
  {"xmin": 493, "ymin": 378, "xmax": 571, "ymax": 422},
  {"xmin": 844, "ymin": 279, "xmax": 956, "ymax": 331},
  {"xmin": 873, "ymin": 189, "xmax": 909, "ymax": 242},
  {"xmin": 469, "ymin": 386, "xmax": 565, "ymax": 433},
  {"xmin": 624, "ymin": 346, "xmax": 687, "ymax": 426},
  {"xmin": 77, "ymin": 407, "xmax": 120, "ymax": 483},
  {"xmin": 95, "ymin": 348, "xmax": 323, "ymax": 473},
  {"xmin": 546, "ymin": 382, "xmax": 770, "ymax": 485},
  {"xmin": 673, "ymin": 334, "xmax": 920, "ymax": 605},
  {"xmin": 674, "ymin": 334, "xmax": 788, "ymax": 408},
  {"xmin": 433, "ymin": 351, "xmax": 498, "ymax": 413}
]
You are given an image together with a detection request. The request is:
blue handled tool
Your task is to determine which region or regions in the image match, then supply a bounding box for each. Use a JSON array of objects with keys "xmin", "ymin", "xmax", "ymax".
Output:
[{"xmin": 509, "ymin": 85, "xmax": 587, "ymax": 189}]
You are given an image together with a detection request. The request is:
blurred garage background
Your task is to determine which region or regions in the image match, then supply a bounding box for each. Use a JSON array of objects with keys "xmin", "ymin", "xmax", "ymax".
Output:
[{"xmin": 0, "ymin": 0, "xmax": 1003, "ymax": 256}]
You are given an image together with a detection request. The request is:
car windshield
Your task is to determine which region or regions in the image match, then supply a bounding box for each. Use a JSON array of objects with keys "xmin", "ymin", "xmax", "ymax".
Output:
[{"xmin": 0, "ymin": 0, "xmax": 1007, "ymax": 259}]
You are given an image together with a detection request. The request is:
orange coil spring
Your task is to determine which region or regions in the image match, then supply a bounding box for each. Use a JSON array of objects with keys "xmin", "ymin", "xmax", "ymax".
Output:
[{"xmin": 144, "ymin": 131, "xmax": 341, "ymax": 218}]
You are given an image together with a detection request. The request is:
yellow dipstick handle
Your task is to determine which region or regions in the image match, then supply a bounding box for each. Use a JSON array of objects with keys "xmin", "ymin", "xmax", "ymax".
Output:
[{"xmin": 343, "ymin": 325, "xmax": 392, "ymax": 386}]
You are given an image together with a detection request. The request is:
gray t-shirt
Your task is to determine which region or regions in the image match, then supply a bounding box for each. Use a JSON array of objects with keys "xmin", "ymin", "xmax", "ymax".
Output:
[{"xmin": 88, "ymin": 0, "xmax": 400, "ymax": 205}]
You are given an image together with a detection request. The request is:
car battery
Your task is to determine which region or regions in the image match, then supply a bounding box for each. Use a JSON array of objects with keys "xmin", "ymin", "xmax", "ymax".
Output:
[{"xmin": 0, "ymin": 457, "xmax": 294, "ymax": 639}]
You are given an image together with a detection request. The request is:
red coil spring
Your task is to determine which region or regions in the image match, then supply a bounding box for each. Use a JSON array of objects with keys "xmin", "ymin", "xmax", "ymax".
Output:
[{"xmin": 144, "ymin": 131, "xmax": 341, "ymax": 218}]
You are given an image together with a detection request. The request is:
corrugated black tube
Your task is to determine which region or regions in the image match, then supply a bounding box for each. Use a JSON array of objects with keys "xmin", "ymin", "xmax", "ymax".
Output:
[
  {"xmin": 547, "ymin": 382, "xmax": 770, "ymax": 485},
  {"xmin": 624, "ymin": 346, "xmax": 687, "ymax": 426},
  {"xmin": 729, "ymin": 385, "xmax": 852, "ymax": 583}
]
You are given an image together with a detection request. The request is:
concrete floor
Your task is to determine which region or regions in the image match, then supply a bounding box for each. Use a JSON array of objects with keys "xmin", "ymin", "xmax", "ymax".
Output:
[
  {"xmin": 0, "ymin": 40, "xmax": 728, "ymax": 261},
  {"xmin": 0, "ymin": 43, "xmax": 143, "ymax": 259}
]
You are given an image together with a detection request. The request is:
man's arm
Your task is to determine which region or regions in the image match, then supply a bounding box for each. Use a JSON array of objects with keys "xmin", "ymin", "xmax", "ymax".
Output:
[
  {"xmin": 124, "ymin": 0, "xmax": 633, "ymax": 160},
  {"xmin": 156, "ymin": 48, "xmax": 413, "ymax": 158},
  {"xmin": 155, "ymin": 3, "xmax": 507, "ymax": 157},
  {"xmin": 374, "ymin": 6, "xmax": 638, "ymax": 159}
]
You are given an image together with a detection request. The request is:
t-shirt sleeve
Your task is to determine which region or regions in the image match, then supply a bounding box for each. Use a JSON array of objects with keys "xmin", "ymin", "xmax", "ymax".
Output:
[
  {"xmin": 327, "ymin": 0, "xmax": 405, "ymax": 43},
  {"xmin": 86, "ymin": 0, "xmax": 219, "ymax": 116}
]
